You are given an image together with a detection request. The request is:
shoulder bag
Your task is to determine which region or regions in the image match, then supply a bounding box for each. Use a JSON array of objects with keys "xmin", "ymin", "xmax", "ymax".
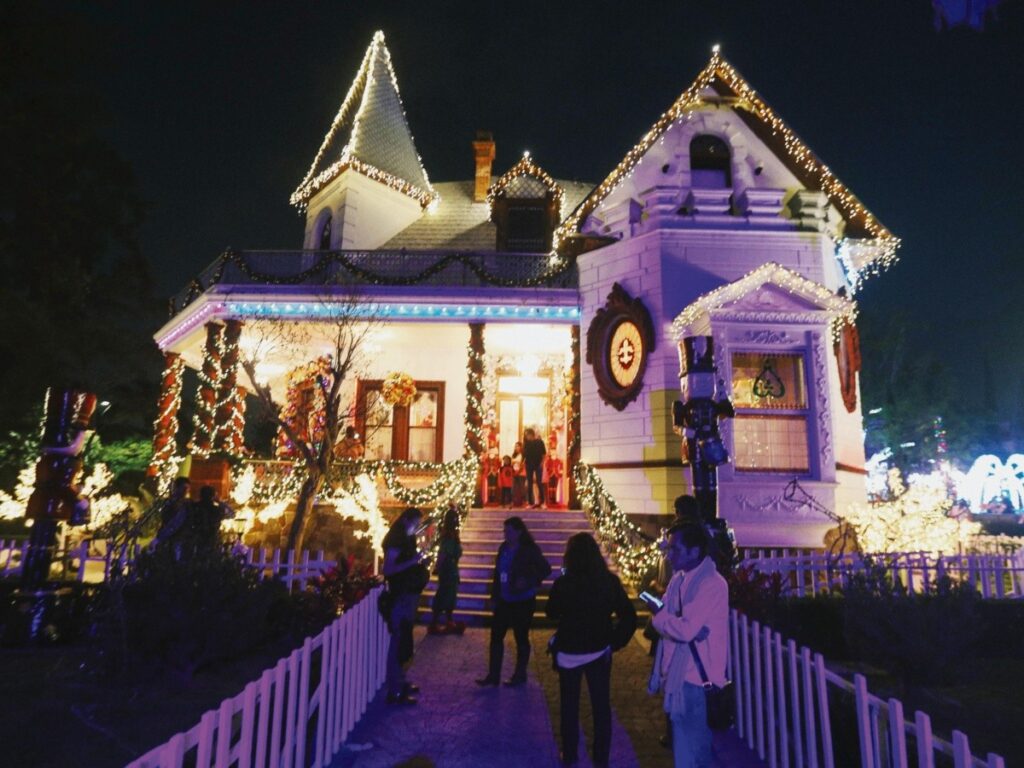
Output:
[{"xmin": 688, "ymin": 640, "xmax": 735, "ymax": 731}]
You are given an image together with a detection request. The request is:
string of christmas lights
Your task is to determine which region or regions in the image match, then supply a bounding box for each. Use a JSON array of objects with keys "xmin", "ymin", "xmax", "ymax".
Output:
[
  {"xmin": 670, "ymin": 261, "xmax": 857, "ymax": 342},
  {"xmin": 573, "ymin": 461, "xmax": 661, "ymax": 583},
  {"xmin": 290, "ymin": 31, "xmax": 438, "ymax": 211},
  {"xmin": 147, "ymin": 352, "xmax": 184, "ymax": 479},
  {"xmin": 188, "ymin": 322, "xmax": 223, "ymax": 458},
  {"xmin": 568, "ymin": 326, "xmax": 582, "ymax": 507},
  {"xmin": 487, "ymin": 153, "xmax": 566, "ymax": 220},
  {"xmin": 463, "ymin": 324, "xmax": 486, "ymax": 459},
  {"xmin": 554, "ymin": 48, "xmax": 899, "ymax": 286},
  {"xmin": 214, "ymin": 319, "xmax": 246, "ymax": 457},
  {"xmin": 276, "ymin": 357, "xmax": 334, "ymax": 459}
]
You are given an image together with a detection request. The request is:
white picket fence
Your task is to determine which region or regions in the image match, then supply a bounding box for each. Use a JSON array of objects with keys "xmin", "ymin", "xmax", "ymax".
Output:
[
  {"xmin": 741, "ymin": 550, "xmax": 1024, "ymax": 599},
  {"xmin": 126, "ymin": 585, "xmax": 388, "ymax": 768},
  {"xmin": 729, "ymin": 609, "xmax": 1006, "ymax": 768}
]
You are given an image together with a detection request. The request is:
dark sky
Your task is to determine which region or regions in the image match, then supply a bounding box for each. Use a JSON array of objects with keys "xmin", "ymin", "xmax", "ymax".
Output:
[{"xmin": 74, "ymin": 1, "xmax": 1023, "ymax": 394}]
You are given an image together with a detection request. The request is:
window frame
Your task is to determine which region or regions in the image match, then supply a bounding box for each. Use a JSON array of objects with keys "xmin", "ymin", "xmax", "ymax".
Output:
[
  {"xmin": 355, "ymin": 379, "xmax": 445, "ymax": 462},
  {"xmin": 728, "ymin": 348, "xmax": 814, "ymax": 476}
]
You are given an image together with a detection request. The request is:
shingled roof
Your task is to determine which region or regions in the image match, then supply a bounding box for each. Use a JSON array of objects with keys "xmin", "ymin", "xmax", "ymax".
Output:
[{"xmin": 290, "ymin": 31, "xmax": 437, "ymax": 209}]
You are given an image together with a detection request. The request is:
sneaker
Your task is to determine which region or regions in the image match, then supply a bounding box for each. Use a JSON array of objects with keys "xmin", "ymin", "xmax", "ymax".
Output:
[
  {"xmin": 427, "ymin": 622, "xmax": 445, "ymax": 635},
  {"xmin": 475, "ymin": 675, "xmax": 499, "ymax": 687},
  {"xmin": 386, "ymin": 691, "xmax": 417, "ymax": 705},
  {"xmin": 403, "ymin": 682, "xmax": 420, "ymax": 695},
  {"xmin": 503, "ymin": 673, "xmax": 527, "ymax": 687}
]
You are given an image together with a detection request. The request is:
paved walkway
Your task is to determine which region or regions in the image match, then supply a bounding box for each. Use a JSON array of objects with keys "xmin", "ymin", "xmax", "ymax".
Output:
[{"xmin": 331, "ymin": 627, "xmax": 765, "ymax": 768}]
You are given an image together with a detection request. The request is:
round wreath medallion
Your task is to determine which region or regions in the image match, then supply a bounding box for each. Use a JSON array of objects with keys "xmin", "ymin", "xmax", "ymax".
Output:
[
  {"xmin": 381, "ymin": 371, "xmax": 417, "ymax": 407},
  {"xmin": 585, "ymin": 283, "xmax": 655, "ymax": 411}
]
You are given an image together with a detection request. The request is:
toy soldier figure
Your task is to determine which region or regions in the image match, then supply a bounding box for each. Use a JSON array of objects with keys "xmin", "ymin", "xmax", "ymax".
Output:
[{"xmin": 673, "ymin": 337, "xmax": 734, "ymax": 523}]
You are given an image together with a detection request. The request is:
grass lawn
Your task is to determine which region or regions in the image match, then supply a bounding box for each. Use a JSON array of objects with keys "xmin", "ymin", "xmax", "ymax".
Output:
[{"xmin": 0, "ymin": 640, "xmax": 294, "ymax": 767}]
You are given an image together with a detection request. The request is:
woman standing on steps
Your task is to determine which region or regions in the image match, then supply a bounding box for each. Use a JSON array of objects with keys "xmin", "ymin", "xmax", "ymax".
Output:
[
  {"xmin": 476, "ymin": 516, "xmax": 552, "ymax": 687},
  {"xmin": 546, "ymin": 533, "xmax": 637, "ymax": 768},
  {"xmin": 428, "ymin": 504, "xmax": 465, "ymax": 635}
]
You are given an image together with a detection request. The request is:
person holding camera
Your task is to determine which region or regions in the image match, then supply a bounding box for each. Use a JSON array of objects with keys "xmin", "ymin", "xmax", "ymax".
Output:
[
  {"xmin": 647, "ymin": 522, "xmax": 728, "ymax": 768},
  {"xmin": 546, "ymin": 533, "xmax": 636, "ymax": 768},
  {"xmin": 476, "ymin": 516, "xmax": 551, "ymax": 687},
  {"xmin": 381, "ymin": 506, "xmax": 428, "ymax": 705}
]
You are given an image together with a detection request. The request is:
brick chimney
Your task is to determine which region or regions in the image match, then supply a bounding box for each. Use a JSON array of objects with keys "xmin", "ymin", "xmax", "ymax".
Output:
[{"xmin": 472, "ymin": 131, "xmax": 495, "ymax": 203}]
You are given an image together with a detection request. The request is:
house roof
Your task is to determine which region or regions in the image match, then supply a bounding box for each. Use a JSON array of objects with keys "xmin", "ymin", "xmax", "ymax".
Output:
[
  {"xmin": 557, "ymin": 49, "xmax": 899, "ymax": 283},
  {"xmin": 290, "ymin": 31, "xmax": 437, "ymax": 209},
  {"xmin": 671, "ymin": 262, "xmax": 857, "ymax": 339},
  {"xmin": 383, "ymin": 178, "xmax": 593, "ymax": 251}
]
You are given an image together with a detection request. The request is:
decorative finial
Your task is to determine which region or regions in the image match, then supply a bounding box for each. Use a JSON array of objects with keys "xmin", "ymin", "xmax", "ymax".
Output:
[
  {"xmin": 523, "ymin": 150, "xmax": 531, "ymax": 159},
  {"xmin": 712, "ymin": 43, "xmax": 721, "ymax": 54}
]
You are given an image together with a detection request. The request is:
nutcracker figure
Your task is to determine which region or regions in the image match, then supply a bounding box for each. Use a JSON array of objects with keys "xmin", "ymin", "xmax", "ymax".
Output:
[
  {"xmin": 673, "ymin": 337, "xmax": 734, "ymax": 523},
  {"xmin": 21, "ymin": 388, "xmax": 97, "ymax": 590}
]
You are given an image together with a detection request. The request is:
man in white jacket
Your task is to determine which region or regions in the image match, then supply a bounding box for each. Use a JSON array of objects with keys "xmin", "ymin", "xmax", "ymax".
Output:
[{"xmin": 648, "ymin": 522, "xmax": 728, "ymax": 768}]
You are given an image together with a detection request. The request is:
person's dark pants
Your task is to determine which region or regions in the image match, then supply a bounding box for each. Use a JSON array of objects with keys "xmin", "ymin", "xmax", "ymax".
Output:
[
  {"xmin": 526, "ymin": 463, "xmax": 544, "ymax": 505},
  {"xmin": 487, "ymin": 597, "xmax": 535, "ymax": 679},
  {"xmin": 558, "ymin": 652, "xmax": 612, "ymax": 765}
]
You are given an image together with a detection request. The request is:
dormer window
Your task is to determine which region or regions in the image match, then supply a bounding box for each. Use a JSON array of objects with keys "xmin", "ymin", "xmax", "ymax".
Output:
[
  {"xmin": 488, "ymin": 155, "xmax": 564, "ymax": 253},
  {"xmin": 690, "ymin": 135, "xmax": 732, "ymax": 188},
  {"xmin": 317, "ymin": 213, "xmax": 333, "ymax": 250}
]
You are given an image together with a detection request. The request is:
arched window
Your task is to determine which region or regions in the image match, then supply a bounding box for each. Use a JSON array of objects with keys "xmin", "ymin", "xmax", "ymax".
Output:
[
  {"xmin": 317, "ymin": 212, "xmax": 333, "ymax": 250},
  {"xmin": 690, "ymin": 135, "xmax": 731, "ymax": 188}
]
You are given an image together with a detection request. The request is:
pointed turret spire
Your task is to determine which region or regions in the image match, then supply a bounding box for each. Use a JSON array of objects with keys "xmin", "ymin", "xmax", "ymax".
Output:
[{"xmin": 290, "ymin": 31, "xmax": 437, "ymax": 209}]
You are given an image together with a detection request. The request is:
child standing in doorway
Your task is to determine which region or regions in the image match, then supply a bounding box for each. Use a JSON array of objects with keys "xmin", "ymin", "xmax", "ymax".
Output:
[{"xmin": 499, "ymin": 456, "xmax": 515, "ymax": 508}]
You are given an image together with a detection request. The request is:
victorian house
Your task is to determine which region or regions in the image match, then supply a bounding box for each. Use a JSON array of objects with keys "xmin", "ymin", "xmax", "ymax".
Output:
[{"xmin": 151, "ymin": 33, "xmax": 897, "ymax": 548}]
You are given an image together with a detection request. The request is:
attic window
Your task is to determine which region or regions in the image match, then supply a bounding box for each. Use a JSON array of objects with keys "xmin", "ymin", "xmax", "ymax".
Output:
[
  {"xmin": 690, "ymin": 135, "xmax": 732, "ymax": 189},
  {"xmin": 489, "ymin": 156, "xmax": 563, "ymax": 253},
  {"xmin": 318, "ymin": 213, "xmax": 333, "ymax": 250}
]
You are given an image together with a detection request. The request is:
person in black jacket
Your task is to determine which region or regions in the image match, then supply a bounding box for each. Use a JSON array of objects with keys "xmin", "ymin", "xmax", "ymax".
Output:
[
  {"xmin": 381, "ymin": 507, "xmax": 427, "ymax": 705},
  {"xmin": 476, "ymin": 516, "xmax": 552, "ymax": 687},
  {"xmin": 546, "ymin": 532, "xmax": 637, "ymax": 768},
  {"xmin": 522, "ymin": 427, "xmax": 547, "ymax": 508}
]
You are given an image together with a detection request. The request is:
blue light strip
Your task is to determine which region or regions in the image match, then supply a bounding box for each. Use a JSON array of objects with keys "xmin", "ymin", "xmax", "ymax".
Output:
[{"xmin": 222, "ymin": 301, "xmax": 581, "ymax": 321}]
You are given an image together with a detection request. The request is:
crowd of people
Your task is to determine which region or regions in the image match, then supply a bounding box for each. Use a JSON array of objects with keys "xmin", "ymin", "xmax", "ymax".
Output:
[
  {"xmin": 153, "ymin": 476, "xmax": 234, "ymax": 556},
  {"xmin": 485, "ymin": 426, "xmax": 566, "ymax": 508},
  {"xmin": 377, "ymin": 495, "xmax": 729, "ymax": 768}
]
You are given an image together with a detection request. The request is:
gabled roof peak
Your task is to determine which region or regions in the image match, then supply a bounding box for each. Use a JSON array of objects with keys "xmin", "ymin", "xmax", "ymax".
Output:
[
  {"xmin": 290, "ymin": 31, "xmax": 437, "ymax": 210},
  {"xmin": 558, "ymin": 49, "xmax": 899, "ymax": 288},
  {"xmin": 487, "ymin": 153, "xmax": 565, "ymax": 218}
]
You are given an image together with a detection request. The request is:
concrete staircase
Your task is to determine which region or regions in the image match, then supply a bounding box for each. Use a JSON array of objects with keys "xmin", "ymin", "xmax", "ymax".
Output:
[{"xmin": 418, "ymin": 506, "xmax": 592, "ymax": 626}]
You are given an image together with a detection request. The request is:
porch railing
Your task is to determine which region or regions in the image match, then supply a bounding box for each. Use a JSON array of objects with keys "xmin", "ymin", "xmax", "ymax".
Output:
[
  {"xmin": 170, "ymin": 248, "xmax": 578, "ymax": 315},
  {"xmin": 729, "ymin": 609, "xmax": 1006, "ymax": 768},
  {"xmin": 126, "ymin": 586, "xmax": 388, "ymax": 768},
  {"xmin": 741, "ymin": 549, "xmax": 1024, "ymax": 598}
]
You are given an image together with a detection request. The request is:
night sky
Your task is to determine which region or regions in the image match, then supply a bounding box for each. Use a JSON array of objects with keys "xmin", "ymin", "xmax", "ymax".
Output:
[{"xmin": 73, "ymin": 2, "xmax": 1024, "ymax": 406}]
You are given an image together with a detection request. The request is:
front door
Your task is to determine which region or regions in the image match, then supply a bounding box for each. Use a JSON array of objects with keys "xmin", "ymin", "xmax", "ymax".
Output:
[{"xmin": 497, "ymin": 393, "xmax": 549, "ymax": 458}]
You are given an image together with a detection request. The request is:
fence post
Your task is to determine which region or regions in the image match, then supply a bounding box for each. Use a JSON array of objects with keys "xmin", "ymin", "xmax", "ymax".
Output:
[
  {"xmin": 254, "ymin": 669, "xmax": 273, "ymax": 768},
  {"xmin": 215, "ymin": 697, "xmax": 234, "ymax": 767},
  {"xmin": 801, "ymin": 647, "xmax": 818, "ymax": 768},
  {"xmin": 887, "ymin": 697, "xmax": 908, "ymax": 768},
  {"xmin": 853, "ymin": 674, "xmax": 876, "ymax": 768},
  {"xmin": 787, "ymin": 640, "xmax": 804, "ymax": 768},
  {"xmin": 753, "ymin": 620, "xmax": 765, "ymax": 759},
  {"xmin": 764, "ymin": 626, "xmax": 777, "ymax": 768},
  {"xmin": 282, "ymin": 652, "xmax": 300, "ymax": 768},
  {"xmin": 774, "ymin": 632, "xmax": 790, "ymax": 768},
  {"xmin": 952, "ymin": 731, "xmax": 972, "ymax": 768},
  {"xmin": 742, "ymin": 614, "xmax": 754, "ymax": 750},
  {"xmin": 914, "ymin": 711, "xmax": 935, "ymax": 768},
  {"xmin": 814, "ymin": 653, "xmax": 834, "ymax": 768},
  {"xmin": 731, "ymin": 611, "xmax": 745, "ymax": 738}
]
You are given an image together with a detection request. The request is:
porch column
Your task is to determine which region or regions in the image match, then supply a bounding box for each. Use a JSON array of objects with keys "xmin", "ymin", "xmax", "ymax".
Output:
[
  {"xmin": 147, "ymin": 351, "xmax": 184, "ymax": 479},
  {"xmin": 214, "ymin": 318, "xmax": 245, "ymax": 457},
  {"xmin": 466, "ymin": 322, "xmax": 486, "ymax": 505},
  {"xmin": 188, "ymin": 321, "xmax": 223, "ymax": 458},
  {"xmin": 568, "ymin": 324, "xmax": 582, "ymax": 509}
]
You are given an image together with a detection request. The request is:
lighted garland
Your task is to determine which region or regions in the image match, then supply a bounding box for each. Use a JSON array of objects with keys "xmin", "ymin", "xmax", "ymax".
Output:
[
  {"xmin": 555, "ymin": 48, "xmax": 899, "ymax": 284},
  {"xmin": 188, "ymin": 322, "xmax": 223, "ymax": 458},
  {"xmin": 463, "ymin": 324, "xmax": 486, "ymax": 458},
  {"xmin": 172, "ymin": 248, "xmax": 578, "ymax": 315},
  {"xmin": 573, "ymin": 461, "xmax": 660, "ymax": 584},
  {"xmin": 670, "ymin": 262, "xmax": 857, "ymax": 343},
  {"xmin": 276, "ymin": 356, "xmax": 334, "ymax": 459},
  {"xmin": 567, "ymin": 326, "xmax": 582, "ymax": 507},
  {"xmin": 290, "ymin": 31, "xmax": 437, "ymax": 210},
  {"xmin": 148, "ymin": 352, "xmax": 184, "ymax": 479},
  {"xmin": 214, "ymin": 319, "xmax": 246, "ymax": 457},
  {"xmin": 487, "ymin": 153, "xmax": 565, "ymax": 220}
]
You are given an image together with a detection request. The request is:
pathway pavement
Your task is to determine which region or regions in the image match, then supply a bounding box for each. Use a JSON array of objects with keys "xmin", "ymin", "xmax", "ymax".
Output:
[
  {"xmin": 331, "ymin": 626, "xmax": 563, "ymax": 768},
  {"xmin": 331, "ymin": 626, "xmax": 765, "ymax": 768}
]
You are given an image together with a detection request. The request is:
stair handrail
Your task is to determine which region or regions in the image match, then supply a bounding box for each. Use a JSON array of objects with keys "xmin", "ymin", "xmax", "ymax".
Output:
[{"xmin": 573, "ymin": 461, "xmax": 660, "ymax": 584}]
